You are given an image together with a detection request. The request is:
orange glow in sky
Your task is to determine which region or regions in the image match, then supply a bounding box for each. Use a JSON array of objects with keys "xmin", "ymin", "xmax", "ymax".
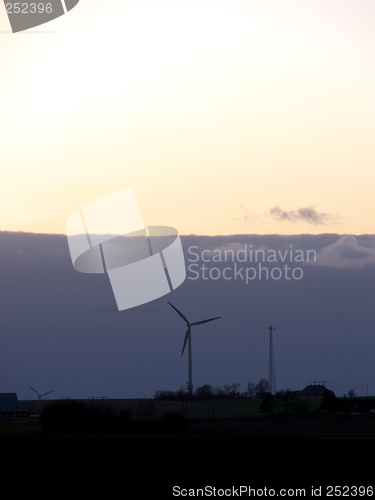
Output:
[{"xmin": 1, "ymin": 0, "xmax": 374, "ymax": 235}]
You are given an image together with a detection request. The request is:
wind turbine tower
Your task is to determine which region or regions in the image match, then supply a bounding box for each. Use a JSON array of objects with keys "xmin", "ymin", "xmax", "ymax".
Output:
[
  {"xmin": 267, "ymin": 324, "xmax": 276, "ymax": 395},
  {"xmin": 168, "ymin": 302, "xmax": 220, "ymax": 396}
]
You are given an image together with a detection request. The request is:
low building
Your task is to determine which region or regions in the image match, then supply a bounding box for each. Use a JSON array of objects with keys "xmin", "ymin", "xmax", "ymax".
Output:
[
  {"xmin": 295, "ymin": 384, "xmax": 335, "ymax": 400},
  {"xmin": 0, "ymin": 393, "xmax": 30, "ymax": 419}
]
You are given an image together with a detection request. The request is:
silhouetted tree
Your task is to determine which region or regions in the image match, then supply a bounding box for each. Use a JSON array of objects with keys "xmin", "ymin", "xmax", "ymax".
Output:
[
  {"xmin": 255, "ymin": 378, "xmax": 270, "ymax": 394},
  {"xmin": 213, "ymin": 386, "xmax": 225, "ymax": 398},
  {"xmin": 154, "ymin": 390, "xmax": 178, "ymax": 400},
  {"xmin": 244, "ymin": 382, "xmax": 256, "ymax": 398},
  {"xmin": 223, "ymin": 383, "xmax": 241, "ymax": 398},
  {"xmin": 318, "ymin": 393, "xmax": 340, "ymax": 413},
  {"xmin": 40, "ymin": 398, "xmax": 90, "ymax": 434},
  {"xmin": 260, "ymin": 393, "xmax": 274, "ymax": 414},
  {"xmin": 274, "ymin": 389, "xmax": 296, "ymax": 414},
  {"xmin": 176, "ymin": 386, "xmax": 188, "ymax": 399},
  {"xmin": 195, "ymin": 384, "xmax": 214, "ymax": 399}
]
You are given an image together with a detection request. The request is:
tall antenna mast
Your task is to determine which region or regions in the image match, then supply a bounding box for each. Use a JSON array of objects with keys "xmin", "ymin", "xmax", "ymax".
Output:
[{"xmin": 268, "ymin": 325, "xmax": 276, "ymax": 395}]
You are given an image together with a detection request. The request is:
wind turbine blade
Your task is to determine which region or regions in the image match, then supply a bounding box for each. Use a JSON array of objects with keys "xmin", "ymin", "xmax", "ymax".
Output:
[
  {"xmin": 28, "ymin": 385, "xmax": 40, "ymax": 396},
  {"xmin": 181, "ymin": 327, "xmax": 190, "ymax": 356},
  {"xmin": 190, "ymin": 316, "xmax": 220, "ymax": 326},
  {"xmin": 41, "ymin": 390, "xmax": 54, "ymax": 397},
  {"xmin": 168, "ymin": 301, "xmax": 189, "ymax": 324}
]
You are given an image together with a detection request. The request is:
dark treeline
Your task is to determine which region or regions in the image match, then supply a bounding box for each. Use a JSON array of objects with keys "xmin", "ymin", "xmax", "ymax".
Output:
[
  {"xmin": 40, "ymin": 398, "xmax": 186, "ymax": 435},
  {"xmin": 154, "ymin": 379, "xmax": 270, "ymax": 400},
  {"xmin": 154, "ymin": 381, "xmax": 339, "ymax": 415}
]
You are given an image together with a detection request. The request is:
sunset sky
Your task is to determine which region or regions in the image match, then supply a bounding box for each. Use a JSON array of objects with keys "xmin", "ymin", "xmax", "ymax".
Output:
[
  {"xmin": 1, "ymin": 0, "xmax": 374, "ymax": 236},
  {"xmin": 1, "ymin": 1, "xmax": 375, "ymax": 403}
]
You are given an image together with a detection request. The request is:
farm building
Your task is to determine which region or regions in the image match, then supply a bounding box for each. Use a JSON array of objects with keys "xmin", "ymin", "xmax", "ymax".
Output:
[
  {"xmin": 295, "ymin": 384, "xmax": 335, "ymax": 401},
  {"xmin": 0, "ymin": 393, "xmax": 30, "ymax": 419}
]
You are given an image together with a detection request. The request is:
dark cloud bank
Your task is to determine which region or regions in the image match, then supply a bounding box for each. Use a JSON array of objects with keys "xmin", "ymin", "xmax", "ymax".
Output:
[{"xmin": 1, "ymin": 231, "xmax": 375, "ymax": 400}]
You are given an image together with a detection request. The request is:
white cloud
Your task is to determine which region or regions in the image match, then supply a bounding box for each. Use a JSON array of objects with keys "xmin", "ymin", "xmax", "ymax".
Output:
[{"xmin": 313, "ymin": 235, "xmax": 375, "ymax": 269}]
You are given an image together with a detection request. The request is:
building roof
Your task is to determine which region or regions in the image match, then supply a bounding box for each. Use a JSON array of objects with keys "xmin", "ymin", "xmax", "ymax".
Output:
[{"xmin": 295, "ymin": 384, "xmax": 335, "ymax": 398}]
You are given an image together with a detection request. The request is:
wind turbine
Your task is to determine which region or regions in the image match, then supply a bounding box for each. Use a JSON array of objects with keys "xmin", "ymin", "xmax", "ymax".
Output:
[
  {"xmin": 28, "ymin": 385, "xmax": 54, "ymax": 400},
  {"xmin": 168, "ymin": 301, "xmax": 220, "ymax": 395}
]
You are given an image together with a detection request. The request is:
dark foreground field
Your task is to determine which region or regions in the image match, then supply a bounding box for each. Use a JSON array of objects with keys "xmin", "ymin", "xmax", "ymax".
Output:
[{"xmin": 2, "ymin": 414, "xmax": 374, "ymax": 498}]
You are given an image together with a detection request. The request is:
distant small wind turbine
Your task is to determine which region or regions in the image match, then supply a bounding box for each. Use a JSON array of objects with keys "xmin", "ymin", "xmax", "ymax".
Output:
[
  {"xmin": 168, "ymin": 301, "xmax": 220, "ymax": 395},
  {"xmin": 28, "ymin": 385, "xmax": 54, "ymax": 400}
]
